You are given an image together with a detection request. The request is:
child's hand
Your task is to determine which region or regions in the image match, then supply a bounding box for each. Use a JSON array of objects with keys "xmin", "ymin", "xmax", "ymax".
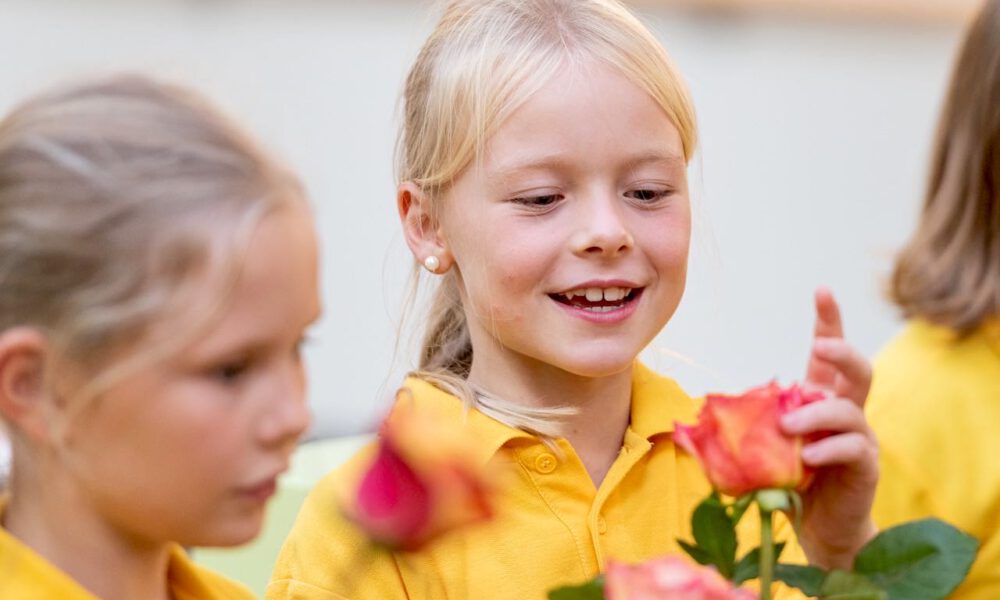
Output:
[{"xmin": 781, "ymin": 287, "xmax": 879, "ymax": 569}]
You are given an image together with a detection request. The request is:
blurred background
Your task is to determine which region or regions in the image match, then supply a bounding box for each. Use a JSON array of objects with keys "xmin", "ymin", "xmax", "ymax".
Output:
[{"xmin": 0, "ymin": 0, "xmax": 978, "ymax": 439}]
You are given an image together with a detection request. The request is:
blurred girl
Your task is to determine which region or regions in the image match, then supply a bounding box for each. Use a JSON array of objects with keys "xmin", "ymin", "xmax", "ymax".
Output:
[
  {"xmin": 0, "ymin": 76, "xmax": 320, "ymax": 599},
  {"xmin": 270, "ymin": 1, "xmax": 878, "ymax": 598},
  {"xmin": 868, "ymin": 2, "xmax": 1000, "ymax": 598}
]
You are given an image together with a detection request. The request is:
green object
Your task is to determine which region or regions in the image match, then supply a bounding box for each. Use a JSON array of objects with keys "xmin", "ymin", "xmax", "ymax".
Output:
[
  {"xmin": 774, "ymin": 518, "xmax": 978, "ymax": 600},
  {"xmin": 819, "ymin": 571, "xmax": 886, "ymax": 600},
  {"xmin": 192, "ymin": 435, "xmax": 372, "ymax": 597},
  {"xmin": 774, "ymin": 563, "xmax": 826, "ymax": 596},
  {"xmin": 547, "ymin": 576, "xmax": 605, "ymax": 600},
  {"xmin": 853, "ymin": 518, "xmax": 978, "ymax": 600},
  {"xmin": 678, "ymin": 493, "xmax": 738, "ymax": 578},
  {"xmin": 732, "ymin": 542, "xmax": 786, "ymax": 585}
]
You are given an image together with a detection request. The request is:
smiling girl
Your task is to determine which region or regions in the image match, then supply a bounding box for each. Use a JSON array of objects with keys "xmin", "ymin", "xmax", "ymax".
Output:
[
  {"xmin": 0, "ymin": 76, "xmax": 320, "ymax": 599},
  {"xmin": 269, "ymin": 1, "xmax": 878, "ymax": 598}
]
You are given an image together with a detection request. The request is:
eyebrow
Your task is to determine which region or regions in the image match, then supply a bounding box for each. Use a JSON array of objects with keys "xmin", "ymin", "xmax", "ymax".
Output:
[{"xmin": 489, "ymin": 150, "xmax": 685, "ymax": 179}]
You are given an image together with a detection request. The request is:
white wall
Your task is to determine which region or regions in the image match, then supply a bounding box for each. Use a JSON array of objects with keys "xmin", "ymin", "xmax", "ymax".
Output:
[{"xmin": 0, "ymin": 0, "xmax": 961, "ymax": 437}]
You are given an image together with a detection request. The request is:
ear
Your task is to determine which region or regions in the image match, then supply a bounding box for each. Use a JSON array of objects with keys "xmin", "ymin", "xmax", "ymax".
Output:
[
  {"xmin": 397, "ymin": 182, "xmax": 455, "ymax": 273},
  {"xmin": 0, "ymin": 328, "xmax": 52, "ymax": 443}
]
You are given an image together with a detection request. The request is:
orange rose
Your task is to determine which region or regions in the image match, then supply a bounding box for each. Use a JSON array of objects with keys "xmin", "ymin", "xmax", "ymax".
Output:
[
  {"xmin": 348, "ymin": 391, "xmax": 494, "ymax": 551},
  {"xmin": 606, "ymin": 556, "xmax": 757, "ymax": 600},
  {"xmin": 673, "ymin": 383, "xmax": 824, "ymax": 497}
]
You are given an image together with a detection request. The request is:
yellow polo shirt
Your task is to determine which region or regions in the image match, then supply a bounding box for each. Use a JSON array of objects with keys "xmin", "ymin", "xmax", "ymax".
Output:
[
  {"xmin": 268, "ymin": 363, "xmax": 805, "ymax": 599},
  {"xmin": 868, "ymin": 320, "xmax": 1000, "ymax": 600},
  {"xmin": 0, "ymin": 502, "xmax": 256, "ymax": 599}
]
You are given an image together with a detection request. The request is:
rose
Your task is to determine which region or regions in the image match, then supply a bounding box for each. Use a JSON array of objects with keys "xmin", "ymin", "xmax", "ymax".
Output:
[
  {"xmin": 673, "ymin": 383, "xmax": 824, "ymax": 498},
  {"xmin": 347, "ymin": 392, "xmax": 494, "ymax": 551},
  {"xmin": 605, "ymin": 556, "xmax": 757, "ymax": 600}
]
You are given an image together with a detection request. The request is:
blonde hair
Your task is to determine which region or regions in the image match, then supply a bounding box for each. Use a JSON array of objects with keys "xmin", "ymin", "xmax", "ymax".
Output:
[
  {"xmin": 0, "ymin": 75, "xmax": 305, "ymax": 420},
  {"xmin": 889, "ymin": 0, "xmax": 1000, "ymax": 335},
  {"xmin": 397, "ymin": 0, "xmax": 698, "ymax": 432}
]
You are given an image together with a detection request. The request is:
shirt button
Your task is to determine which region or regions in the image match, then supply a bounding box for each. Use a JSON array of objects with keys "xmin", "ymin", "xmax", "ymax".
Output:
[
  {"xmin": 534, "ymin": 453, "xmax": 557, "ymax": 474},
  {"xmin": 597, "ymin": 517, "xmax": 608, "ymax": 534}
]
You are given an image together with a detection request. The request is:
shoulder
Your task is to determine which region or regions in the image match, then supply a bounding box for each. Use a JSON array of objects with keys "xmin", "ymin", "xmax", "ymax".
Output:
[
  {"xmin": 0, "ymin": 524, "xmax": 99, "ymax": 599},
  {"xmin": 270, "ymin": 441, "xmax": 408, "ymax": 598},
  {"xmin": 170, "ymin": 547, "xmax": 257, "ymax": 600},
  {"xmin": 870, "ymin": 320, "xmax": 1000, "ymax": 418}
]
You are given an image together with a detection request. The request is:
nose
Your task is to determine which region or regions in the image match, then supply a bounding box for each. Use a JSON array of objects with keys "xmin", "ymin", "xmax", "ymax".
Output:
[
  {"xmin": 257, "ymin": 358, "xmax": 312, "ymax": 449},
  {"xmin": 570, "ymin": 191, "xmax": 634, "ymax": 258}
]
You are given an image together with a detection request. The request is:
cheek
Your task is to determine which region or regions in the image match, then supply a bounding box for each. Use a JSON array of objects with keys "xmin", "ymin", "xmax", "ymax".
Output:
[
  {"xmin": 644, "ymin": 211, "xmax": 691, "ymax": 271},
  {"xmin": 455, "ymin": 228, "xmax": 551, "ymax": 316}
]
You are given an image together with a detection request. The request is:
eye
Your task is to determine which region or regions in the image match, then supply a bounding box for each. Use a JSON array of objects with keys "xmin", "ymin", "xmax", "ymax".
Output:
[
  {"xmin": 213, "ymin": 358, "xmax": 251, "ymax": 384},
  {"xmin": 510, "ymin": 194, "xmax": 563, "ymax": 209},
  {"xmin": 625, "ymin": 188, "xmax": 671, "ymax": 204}
]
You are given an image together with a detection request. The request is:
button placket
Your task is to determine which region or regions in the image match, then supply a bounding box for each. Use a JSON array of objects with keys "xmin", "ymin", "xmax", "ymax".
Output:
[{"xmin": 534, "ymin": 452, "xmax": 557, "ymax": 474}]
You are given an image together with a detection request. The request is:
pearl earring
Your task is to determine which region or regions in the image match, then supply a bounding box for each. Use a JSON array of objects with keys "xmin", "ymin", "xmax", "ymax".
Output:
[{"xmin": 423, "ymin": 255, "xmax": 441, "ymax": 273}]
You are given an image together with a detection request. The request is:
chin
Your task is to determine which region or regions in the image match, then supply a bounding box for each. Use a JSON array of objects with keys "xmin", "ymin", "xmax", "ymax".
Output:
[
  {"xmin": 180, "ymin": 514, "xmax": 265, "ymax": 548},
  {"xmin": 555, "ymin": 352, "xmax": 637, "ymax": 379}
]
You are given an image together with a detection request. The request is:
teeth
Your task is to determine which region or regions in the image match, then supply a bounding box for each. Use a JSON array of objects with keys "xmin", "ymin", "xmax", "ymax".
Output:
[
  {"xmin": 584, "ymin": 305, "xmax": 619, "ymax": 313},
  {"xmin": 559, "ymin": 287, "xmax": 634, "ymax": 302}
]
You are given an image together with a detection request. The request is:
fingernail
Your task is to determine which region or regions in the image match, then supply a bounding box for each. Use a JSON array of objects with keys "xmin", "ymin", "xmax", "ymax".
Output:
[{"xmin": 801, "ymin": 445, "xmax": 818, "ymax": 463}]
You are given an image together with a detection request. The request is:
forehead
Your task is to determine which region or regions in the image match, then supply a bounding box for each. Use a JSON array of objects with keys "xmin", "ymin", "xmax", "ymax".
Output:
[
  {"xmin": 152, "ymin": 204, "xmax": 321, "ymax": 360},
  {"xmin": 482, "ymin": 60, "xmax": 686, "ymax": 176}
]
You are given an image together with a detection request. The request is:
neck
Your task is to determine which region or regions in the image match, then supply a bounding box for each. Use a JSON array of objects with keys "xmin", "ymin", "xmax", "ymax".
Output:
[
  {"xmin": 468, "ymin": 355, "xmax": 632, "ymax": 487},
  {"xmin": 4, "ymin": 460, "xmax": 173, "ymax": 600}
]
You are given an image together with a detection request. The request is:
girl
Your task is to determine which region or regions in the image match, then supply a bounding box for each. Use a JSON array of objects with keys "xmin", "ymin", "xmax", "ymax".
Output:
[
  {"xmin": 0, "ymin": 76, "xmax": 320, "ymax": 599},
  {"xmin": 868, "ymin": 1, "xmax": 1000, "ymax": 598},
  {"xmin": 269, "ymin": 1, "xmax": 877, "ymax": 598}
]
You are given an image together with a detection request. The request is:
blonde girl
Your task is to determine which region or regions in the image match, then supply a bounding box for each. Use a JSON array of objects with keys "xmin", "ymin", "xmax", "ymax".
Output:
[
  {"xmin": 270, "ymin": 1, "xmax": 878, "ymax": 598},
  {"xmin": 0, "ymin": 76, "xmax": 320, "ymax": 599},
  {"xmin": 868, "ymin": 1, "xmax": 1000, "ymax": 598}
]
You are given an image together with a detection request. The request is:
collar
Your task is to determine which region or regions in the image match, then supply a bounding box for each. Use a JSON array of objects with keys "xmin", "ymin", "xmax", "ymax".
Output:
[
  {"xmin": 398, "ymin": 376, "xmax": 537, "ymax": 465},
  {"xmin": 398, "ymin": 362, "xmax": 698, "ymax": 462},
  {"xmin": 628, "ymin": 361, "xmax": 699, "ymax": 440}
]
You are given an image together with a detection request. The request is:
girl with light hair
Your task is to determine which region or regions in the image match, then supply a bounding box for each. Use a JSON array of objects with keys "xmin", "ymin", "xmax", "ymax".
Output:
[
  {"xmin": 0, "ymin": 76, "xmax": 320, "ymax": 599},
  {"xmin": 270, "ymin": 1, "xmax": 878, "ymax": 598}
]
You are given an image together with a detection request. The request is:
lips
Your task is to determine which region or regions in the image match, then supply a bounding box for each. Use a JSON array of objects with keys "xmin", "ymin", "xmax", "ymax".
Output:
[
  {"xmin": 239, "ymin": 478, "xmax": 278, "ymax": 503},
  {"xmin": 549, "ymin": 284, "xmax": 644, "ymax": 313}
]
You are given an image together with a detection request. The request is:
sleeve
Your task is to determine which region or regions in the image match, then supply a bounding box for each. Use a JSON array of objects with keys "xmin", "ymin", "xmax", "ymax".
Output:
[{"xmin": 266, "ymin": 450, "xmax": 411, "ymax": 600}]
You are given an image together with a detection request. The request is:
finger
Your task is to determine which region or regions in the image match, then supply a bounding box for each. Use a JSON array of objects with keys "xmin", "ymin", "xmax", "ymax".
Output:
[
  {"xmin": 806, "ymin": 287, "xmax": 844, "ymax": 386},
  {"xmin": 811, "ymin": 338, "xmax": 872, "ymax": 406},
  {"xmin": 781, "ymin": 398, "xmax": 870, "ymax": 436},
  {"xmin": 801, "ymin": 432, "xmax": 878, "ymax": 473},
  {"xmin": 813, "ymin": 287, "xmax": 844, "ymax": 339}
]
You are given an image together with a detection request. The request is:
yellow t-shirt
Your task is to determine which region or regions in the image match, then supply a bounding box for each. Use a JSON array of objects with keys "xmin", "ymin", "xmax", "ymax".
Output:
[
  {"xmin": 268, "ymin": 363, "xmax": 805, "ymax": 600},
  {"xmin": 868, "ymin": 319, "xmax": 1000, "ymax": 600},
  {"xmin": 0, "ymin": 503, "xmax": 256, "ymax": 599}
]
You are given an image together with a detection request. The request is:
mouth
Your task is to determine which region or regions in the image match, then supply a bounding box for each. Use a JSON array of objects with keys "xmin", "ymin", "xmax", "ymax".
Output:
[
  {"xmin": 548, "ymin": 285, "xmax": 644, "ymax": 313},
  {"xmin": 238, "ymin": 476, "xmax": 280, "ymax": 503}
]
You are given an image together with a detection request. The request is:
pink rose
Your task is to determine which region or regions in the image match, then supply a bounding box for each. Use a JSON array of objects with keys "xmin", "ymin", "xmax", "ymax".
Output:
[
  {"xmin": 606, "ymin": 556, "xmax": 757, "ymax": 600},
  {"xmin": 673, "ymin": 383, "xmax": 824, "ymax": 497},
  {"xmin": 349, "ymin": 393, "xmax": 494, "ymax": 551}
]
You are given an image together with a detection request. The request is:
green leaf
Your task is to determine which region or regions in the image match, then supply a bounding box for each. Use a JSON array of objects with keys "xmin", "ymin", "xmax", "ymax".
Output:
[
  {"xmin": 678, "ymin": 539, "xmax": 715, "ymax": 566},
  {"xmin": 689, "ymin": 496, "xmax": 738, "ymax": 577},
  {"xmin": 774, "ymin": 563, "xmax": 827, "ymax": 597},
  {"xmin": 820, "ymin": 570, "xmax": 887, "ymax": 600},
  {"xmin": 852, "ymin": 518, "xmax": 978, "ymax": 600},
  {"xmin": 730, "ymin": 493, "xmax": 754, "ymax": 525},
  {"xmin": 732, "ymin": 542, "xmax": 786, "ymax": 584},
  {"xmin": 548, "ymin": 576, "xmax": 604, "ymax": 600}
]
